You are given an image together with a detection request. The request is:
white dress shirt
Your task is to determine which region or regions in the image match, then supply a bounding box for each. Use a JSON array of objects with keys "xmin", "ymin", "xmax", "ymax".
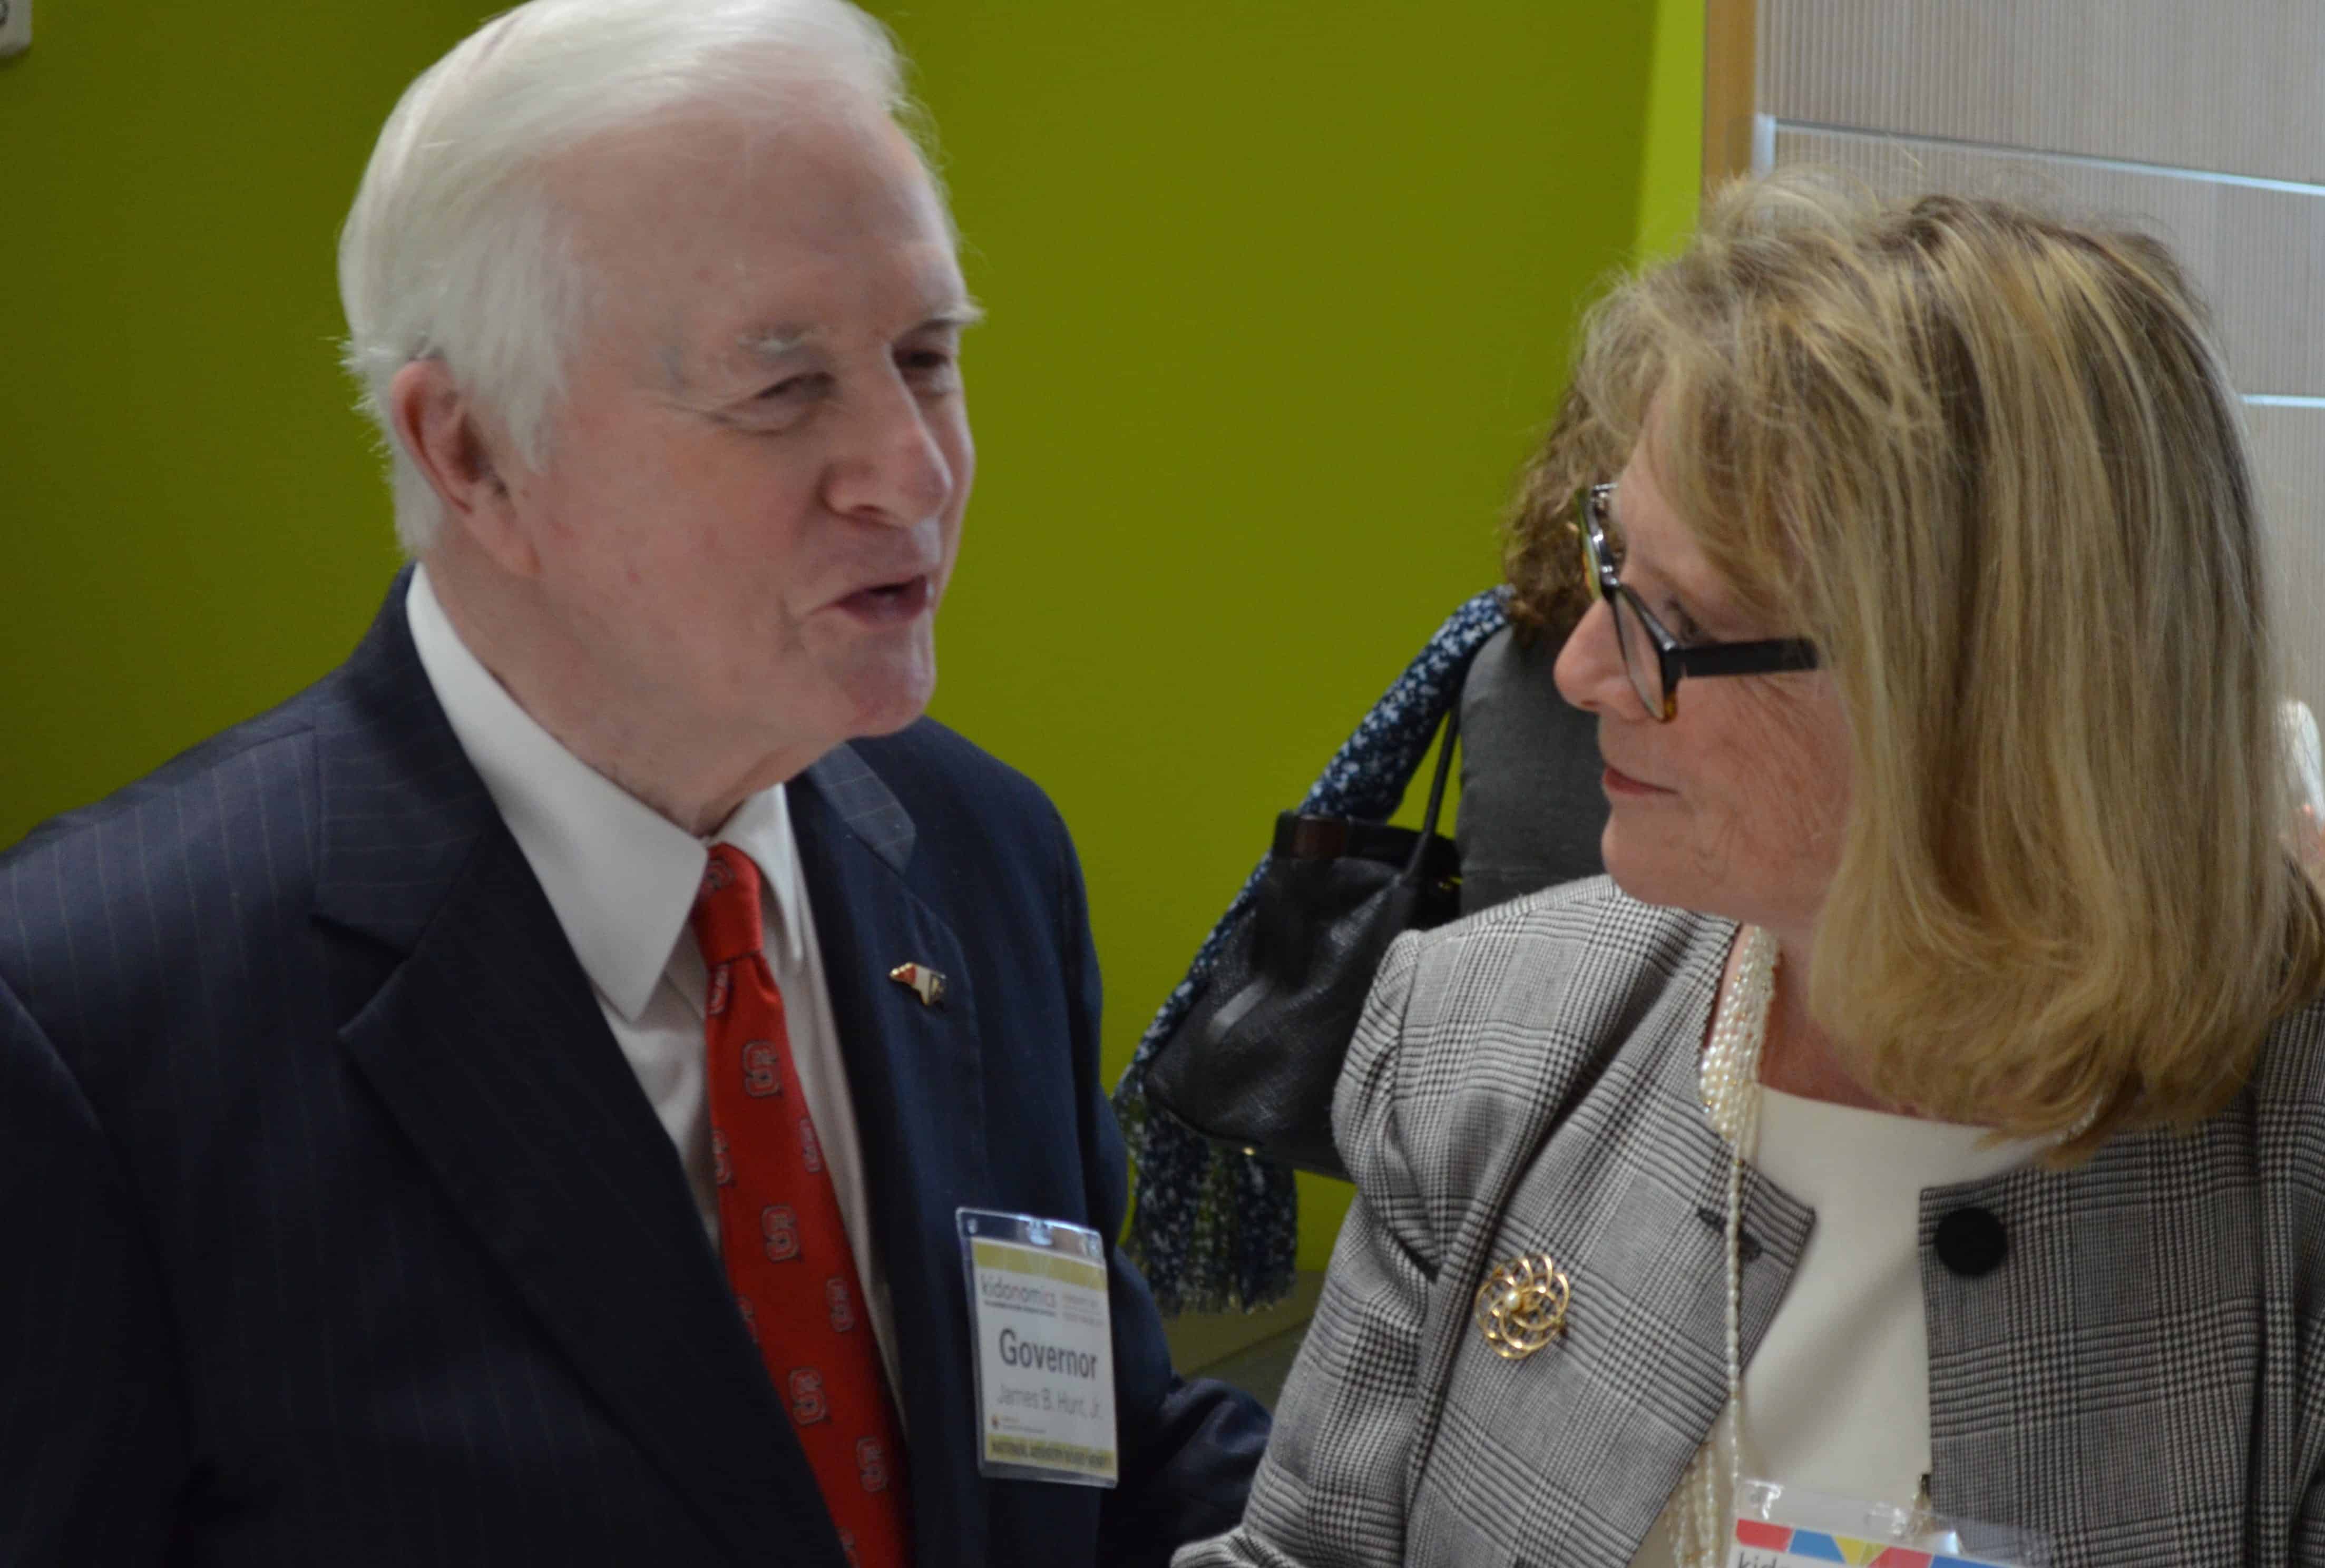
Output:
[
  {"xmin": 404, "ymin": 566, "xmax": 902, "ymax": 1395},
  {"xmin": 1631, "ymin": 1091, "xmax": 2039, "ymax": 1565}
]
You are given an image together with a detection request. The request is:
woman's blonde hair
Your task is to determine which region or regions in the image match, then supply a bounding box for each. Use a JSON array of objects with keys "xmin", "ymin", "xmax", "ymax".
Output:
[{"xmin": 1550, "ymin": 172, "xmax": 2325, "ymax": 1154}]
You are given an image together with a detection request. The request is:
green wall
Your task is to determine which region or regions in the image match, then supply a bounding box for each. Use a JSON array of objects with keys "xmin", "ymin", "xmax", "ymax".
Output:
[{"xmin": 1, "ymin": 3, "xmax": 1698, "ymax": 1277}]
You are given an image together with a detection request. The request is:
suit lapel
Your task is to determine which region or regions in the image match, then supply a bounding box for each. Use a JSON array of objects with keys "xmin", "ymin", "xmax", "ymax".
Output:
[
  {"xmin": 793, "ymin": 746, "xmax": 993, "ymax": 1568},
  {"xmin": 313, "ymin": 577, "xmax": 845, "ymax": 1568}
]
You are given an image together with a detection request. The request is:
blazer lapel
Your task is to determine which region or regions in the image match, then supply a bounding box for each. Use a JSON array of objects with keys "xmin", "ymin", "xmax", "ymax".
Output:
[
  {"xmin": 792, "ymin": 745, "xmax": 993, "ymax": 1568},
  {"xmin": 312, "ymin": 578, "xmax": 845, "ymax": 1568},
  {"xmin": 1408, "ymin": 919, "xmax": 1816, "ymax": 1568}
]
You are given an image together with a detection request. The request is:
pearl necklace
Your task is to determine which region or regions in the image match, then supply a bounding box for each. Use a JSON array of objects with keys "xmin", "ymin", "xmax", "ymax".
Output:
[{"xmin": 1674, "ymin": 924, "xmax": 1779, "ymax": 1568}]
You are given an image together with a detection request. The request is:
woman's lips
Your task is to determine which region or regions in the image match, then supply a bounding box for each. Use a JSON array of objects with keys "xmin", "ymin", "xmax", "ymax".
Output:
[
  {"xmin": 1603, "ymin": 764, "xmax": 1672, "ymax": 797},
  {"xmin": 834, "ymin": 575, "xmax": 932, "ymax": 623}
]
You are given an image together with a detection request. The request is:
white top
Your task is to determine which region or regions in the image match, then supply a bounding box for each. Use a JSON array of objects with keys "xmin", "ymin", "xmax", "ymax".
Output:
[
  {"xmin": 1629, "ymin": 1086, "xmax": 2039, "ymax": 1566},
  {"xmin": 404, "ymin": 566, "xmax": 902, "ymax": 1396}
]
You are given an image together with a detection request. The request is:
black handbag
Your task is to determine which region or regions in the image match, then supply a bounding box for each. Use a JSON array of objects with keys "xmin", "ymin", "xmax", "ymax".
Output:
[{"xmin": 1141, "ymin": 710, "xmax": 1462, "ymax": 1181}]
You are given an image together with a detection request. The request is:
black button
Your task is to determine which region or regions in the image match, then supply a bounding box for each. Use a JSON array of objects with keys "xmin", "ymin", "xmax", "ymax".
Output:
[{"xmin": 1934, "ymin": 1207, "xmax": 2007, "ymax": 1278}]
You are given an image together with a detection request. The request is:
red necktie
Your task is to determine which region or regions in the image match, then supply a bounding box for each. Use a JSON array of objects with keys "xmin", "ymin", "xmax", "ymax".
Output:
[{"xmin": 692, "ymin": 843, "xmax": 911, "ymax": 1568}]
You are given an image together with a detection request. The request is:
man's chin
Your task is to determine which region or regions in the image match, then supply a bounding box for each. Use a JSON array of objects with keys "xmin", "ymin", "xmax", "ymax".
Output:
[
  {"xmin": 835, "ymin": 662, "xmax": 937, "ymax": 741},
  {"xmin": 847, "ymin": 700, "xmax": 931, "ymax": 740}
]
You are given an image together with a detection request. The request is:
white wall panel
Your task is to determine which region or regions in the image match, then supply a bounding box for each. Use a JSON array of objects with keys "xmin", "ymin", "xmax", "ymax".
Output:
[
  {"xmin": 2246, "ymin": 405, "xmax": 2325, "ymax": 719},
  {"xmin": 1763, "ymin": 1, "xmax": 2325, "ymax": 185}
]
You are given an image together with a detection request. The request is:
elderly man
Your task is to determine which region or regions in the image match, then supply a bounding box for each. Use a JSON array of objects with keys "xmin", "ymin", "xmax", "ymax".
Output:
[{"xmin": 0, "ymin": 1, "xmax": 1266, "ymax": 1563}]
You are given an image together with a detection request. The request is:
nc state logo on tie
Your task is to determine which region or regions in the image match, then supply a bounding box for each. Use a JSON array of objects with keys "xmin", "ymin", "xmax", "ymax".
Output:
[
  {"xmin": 788, "ymin": 1367, "xmax": 828, "ymax": 1425},
  {"xmin": 743, "ymin": 1040, "xmax": 783, "ymax": 1096},
  {"xmin": 735, "ymin": 1296, "xmax": 759, "ymax": 1345},
  {"xmin": 706, "ymin": 964, "xmax": 731, "ymax": 1017},
  {"xmin": 826, "ymin": 1275, "xmax": 856, "ymax": 1332},
  {"xmin": 799, "ymin": 1117, "xmax": 825, "ymax": 1172},
  {"xmin": 761, "ymin": 1204, "xmax": 800, "ymax": 1261},
  {"xmin": 856, "ymin": 1436, "xmax": 891, "ymax": 1493},
  {"xmin": 712, "ymin": 1129, "xmax": 732, "ymax": 1187}
]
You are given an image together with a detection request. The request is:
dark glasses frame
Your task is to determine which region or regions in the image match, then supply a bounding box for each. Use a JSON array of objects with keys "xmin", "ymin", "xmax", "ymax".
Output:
[{"xmin": 1578, "ymin": 482, "xmax": 1820, "ymax": 722}]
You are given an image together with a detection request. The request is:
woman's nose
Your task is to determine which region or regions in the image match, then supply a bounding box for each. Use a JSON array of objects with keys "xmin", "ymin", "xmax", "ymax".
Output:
[{"xmin": 1554, "ymin": 598, "xmax": 1637, "ymax": 719}]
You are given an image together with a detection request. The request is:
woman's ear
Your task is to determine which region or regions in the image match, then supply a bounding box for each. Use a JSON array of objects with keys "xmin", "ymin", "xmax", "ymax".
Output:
[{"xmin": 386, "ymin": 359, "xmax": 539, "ymax": 576}]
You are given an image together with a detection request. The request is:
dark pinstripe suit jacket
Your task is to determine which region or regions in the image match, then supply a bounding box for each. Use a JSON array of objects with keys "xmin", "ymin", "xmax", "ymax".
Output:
[
  {"xmin": 1184, "ymin": 880, "xmax": 2325, "ymax": 1568},
  {"xmin": 0, "ymin": 575, "xmax": 1264, "ymax": 1566}
]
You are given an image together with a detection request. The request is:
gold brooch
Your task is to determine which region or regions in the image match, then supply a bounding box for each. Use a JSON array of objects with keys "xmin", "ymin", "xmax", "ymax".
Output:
[{"xmin": 1474, "ymin": 1252, "xmax": 1571, "ymax": 1361}]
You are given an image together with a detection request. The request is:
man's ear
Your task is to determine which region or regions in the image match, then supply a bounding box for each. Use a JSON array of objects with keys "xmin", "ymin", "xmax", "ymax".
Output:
[{"xmin": 387, "ymin": 359, "xmax": 539, "ymax": 576}]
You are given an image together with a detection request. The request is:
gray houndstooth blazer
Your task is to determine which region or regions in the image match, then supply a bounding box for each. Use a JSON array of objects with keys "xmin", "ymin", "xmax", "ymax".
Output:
[{"xmin": 1177, "ymin": 877, "xmax": 2325, "ymax": 1567}]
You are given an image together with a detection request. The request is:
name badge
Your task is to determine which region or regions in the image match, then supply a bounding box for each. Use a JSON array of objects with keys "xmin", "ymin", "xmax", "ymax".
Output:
[
  {"xmin": 1727, "ymin": 1478, "xmax": 2047, "ymax": 1568},
  {"xmin": 956, "ymin": 1208, "xmax": 1118, "ymax": 1487}
]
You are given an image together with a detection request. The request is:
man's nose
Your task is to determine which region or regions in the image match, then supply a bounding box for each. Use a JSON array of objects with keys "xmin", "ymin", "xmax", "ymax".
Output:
[
  {"xmin": 825, "ymin": 378, "xmax": 954, "ymax": 527},
  {"xmin": 1553, "ymin": 597, "xmax": 1638, "ymax": 719}
]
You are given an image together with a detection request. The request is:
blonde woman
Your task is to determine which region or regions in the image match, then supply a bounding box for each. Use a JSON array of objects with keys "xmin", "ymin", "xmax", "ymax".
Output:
[{"xmin": 1177, "ymin": 179, "xmax": 2325, "ymax": 1568}]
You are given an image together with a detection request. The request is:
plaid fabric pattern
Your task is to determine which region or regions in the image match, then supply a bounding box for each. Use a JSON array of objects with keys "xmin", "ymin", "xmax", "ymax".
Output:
[
  {"xmin": 1177, "ymin": 878, "xmax": 2325, "ymax": 1567},
  {"xmin": 1114, "ymin": 588, "xmax": 1510, "ymax": 1314}
]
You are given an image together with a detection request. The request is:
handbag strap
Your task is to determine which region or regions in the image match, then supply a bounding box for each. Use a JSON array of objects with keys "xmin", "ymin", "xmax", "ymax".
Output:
[{"xmin": 1401, "ymin": 704, "xmax": 1460, "ymax": 878}]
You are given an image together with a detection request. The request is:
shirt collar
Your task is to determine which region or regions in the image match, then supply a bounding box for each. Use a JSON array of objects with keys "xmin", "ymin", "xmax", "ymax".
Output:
[{"xmin": 405, "ymin": 566, "xmax": 809, "ymax": 1023}]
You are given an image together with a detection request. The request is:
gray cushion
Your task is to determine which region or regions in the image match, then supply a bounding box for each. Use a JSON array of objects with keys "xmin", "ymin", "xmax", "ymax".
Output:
[{"xmin": 1453, "ymin": 624, "xmax": 1607, "ymax": 914}]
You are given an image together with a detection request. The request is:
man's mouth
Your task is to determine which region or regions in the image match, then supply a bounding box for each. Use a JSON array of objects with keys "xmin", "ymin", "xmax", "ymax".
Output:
[{"xmin": 835, "ymin": 575, "xmax": 933, "ymax": 622}]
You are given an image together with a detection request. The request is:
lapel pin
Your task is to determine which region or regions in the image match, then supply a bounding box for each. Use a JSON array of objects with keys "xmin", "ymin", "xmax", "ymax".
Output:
[
  {"xmin": 887, "ymin": 962, "xmax": 947, "ymax": 1008},
  {"xmin": 1474, "ymin": 1252, "xmax": 1571, "ymax": 1361}
]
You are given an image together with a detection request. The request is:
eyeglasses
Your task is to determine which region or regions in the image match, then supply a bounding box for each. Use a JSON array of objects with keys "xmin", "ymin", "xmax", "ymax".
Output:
[{"xmin": 1577, "ymin": 482, "xmax": 1819, "ymax": 722}]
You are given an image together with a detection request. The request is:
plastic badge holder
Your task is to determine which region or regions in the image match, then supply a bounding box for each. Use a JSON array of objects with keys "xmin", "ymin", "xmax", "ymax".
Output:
[
  {"xmin": 955, "ymin": 1208, "xmax": 1119, "ymax": 1488},
  {"xmin": 1727, "ymin": 1477, "xmax": 2052, "ymax": 1568}
]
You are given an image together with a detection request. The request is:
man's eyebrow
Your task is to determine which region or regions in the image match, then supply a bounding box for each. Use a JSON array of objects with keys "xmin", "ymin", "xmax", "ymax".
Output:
[
  {"xmin": 920, "ymin": 300, "xmax": 986, "ymax": 331},
  {"xmin": 727, "ymin": 301, "xmax": 983, "ymax": 367},
  {"xmin": 735, "ymin": 326, "xmax": 813, "ymax": 364}
]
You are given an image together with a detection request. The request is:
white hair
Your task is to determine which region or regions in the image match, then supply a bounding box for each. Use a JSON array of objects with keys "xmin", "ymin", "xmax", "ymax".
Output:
[{"xmin": 338, "ymin": 0, "xmax": 930, "ymax": 556}]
